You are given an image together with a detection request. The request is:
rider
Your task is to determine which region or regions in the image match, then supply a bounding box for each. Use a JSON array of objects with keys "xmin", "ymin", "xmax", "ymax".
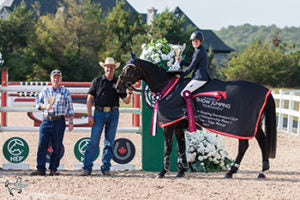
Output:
[{"xmin": 177, "ymin": 30, "xmax": 211, "ymax": 96}]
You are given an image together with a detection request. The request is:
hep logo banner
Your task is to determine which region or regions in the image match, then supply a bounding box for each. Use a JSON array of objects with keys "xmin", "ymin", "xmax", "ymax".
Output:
[
  {"xmin": 74, "ymin": 137, "xmax": 99, "ymax": 162},
  {"xmin": 3, "ymin": 137, "xmax": 29, "ymax": 163}
]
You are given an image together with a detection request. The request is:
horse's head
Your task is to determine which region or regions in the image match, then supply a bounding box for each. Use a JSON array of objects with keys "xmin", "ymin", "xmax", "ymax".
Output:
[{"xmin": 116, "ymin": 52, "xmax": 142, "ymax": 93}]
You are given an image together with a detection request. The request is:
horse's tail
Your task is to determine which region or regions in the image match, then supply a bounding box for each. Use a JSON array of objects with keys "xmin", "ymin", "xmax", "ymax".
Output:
[{"xmin": 264, "ymin": 94, "xmax": 277, "ymax": 158}]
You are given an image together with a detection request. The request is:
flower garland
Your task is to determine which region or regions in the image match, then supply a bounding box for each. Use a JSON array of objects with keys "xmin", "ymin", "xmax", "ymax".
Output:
[
  {"xmin": 186, "ymin": 130, "xmax": 233, "ymax": 172},
  {"xmin": 139, "ymin": 38, "xmax": 175, "ymax": 70},
  {"xmin": 0, "ymin": 52, "xmax": 4, "ymax": 67}
]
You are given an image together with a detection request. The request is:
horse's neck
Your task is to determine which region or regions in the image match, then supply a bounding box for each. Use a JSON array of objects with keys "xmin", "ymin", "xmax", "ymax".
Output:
[{"xmin": 140, "ymin": 60, "xmax": 173, "ymax": 93}]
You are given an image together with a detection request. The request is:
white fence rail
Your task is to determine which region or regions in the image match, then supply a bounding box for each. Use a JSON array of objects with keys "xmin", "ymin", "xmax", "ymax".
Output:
[
  {"xmin": 0, "ymin": 85, "xmax": 141, "ymax": 133},
  {"xmin": 272, "ymin": 90, "xmax": 300, "ymax": 135}
]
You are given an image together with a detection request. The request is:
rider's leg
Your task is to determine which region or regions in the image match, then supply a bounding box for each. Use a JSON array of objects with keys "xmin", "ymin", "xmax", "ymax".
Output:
[
  {"xmin": 181, "ymin": 80, "xmax": 207, "ymax": 132},
  {"xmin": 180, "ymin": 80, "xmax": 207, "ymax": 97}
]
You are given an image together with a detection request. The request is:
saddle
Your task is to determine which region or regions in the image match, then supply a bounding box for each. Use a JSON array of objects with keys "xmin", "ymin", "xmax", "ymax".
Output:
[{"xmin": 157, "ymin": 78, "xmax": 271, "ymax": 139}]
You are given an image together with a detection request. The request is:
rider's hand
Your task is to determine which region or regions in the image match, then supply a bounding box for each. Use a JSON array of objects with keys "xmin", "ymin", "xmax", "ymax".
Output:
[{"xmin": 175, "ymin": 56, "xmax": 182, "ymax": 62}]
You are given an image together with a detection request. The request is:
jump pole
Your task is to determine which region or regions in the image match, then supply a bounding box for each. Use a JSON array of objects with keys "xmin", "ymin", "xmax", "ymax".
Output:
[{"xmin": 1, "ymin": 67, "xmax": 8, "ymax": 126}]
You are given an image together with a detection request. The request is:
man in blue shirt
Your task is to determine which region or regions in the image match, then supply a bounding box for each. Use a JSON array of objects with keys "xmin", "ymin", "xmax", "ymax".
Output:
[{"xmin": 31, "ymin": 69, "xmax": 74, "ymax": 176}]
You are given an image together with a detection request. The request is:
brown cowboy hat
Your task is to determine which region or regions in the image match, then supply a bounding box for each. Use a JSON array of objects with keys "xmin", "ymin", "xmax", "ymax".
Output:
[{"xmin": 99, "ymin": 57, "xmax": 120, "ymax": 68}]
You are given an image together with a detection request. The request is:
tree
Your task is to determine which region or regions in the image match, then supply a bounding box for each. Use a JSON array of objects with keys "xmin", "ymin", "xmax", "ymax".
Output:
[
  {"xmin": 149, "ymin": 9, "xmax": 196, "ymax": 61},
  {"xmin": 27, "ymin": 0, "xmax": 105, "ymax": 81},
  {"xmin": 0, "ymin": 1, "xmax": 36, "ymax": 80},
  {"xmin": 221, "ymin": 41, "xmax": 300, "ymax": 87},
  {"xmin": 100, "ymin": 0, "xmax": 148, "ymax": 75}
]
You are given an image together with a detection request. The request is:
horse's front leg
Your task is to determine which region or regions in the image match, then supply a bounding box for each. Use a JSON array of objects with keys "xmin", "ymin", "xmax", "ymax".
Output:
[
  {"xmin": 175, "ymin": 127, "xmax": 188, "ymax": 178},
  {"xmin": 157, "ymin": 126, "xmax": 174, "ymax": 178},
  {"xmin": 255, "ymin": 125, "xmax": 270, "ymax": 179},
  {"xmin": 225, "ymin": 139, "xmax": 249, "ymax": 178}
]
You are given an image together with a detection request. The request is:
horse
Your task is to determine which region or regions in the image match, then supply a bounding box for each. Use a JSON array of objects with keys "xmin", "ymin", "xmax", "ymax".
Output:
[{"xmin": 116, "ymin": 53, "xmax": 277, "ymax": 179}]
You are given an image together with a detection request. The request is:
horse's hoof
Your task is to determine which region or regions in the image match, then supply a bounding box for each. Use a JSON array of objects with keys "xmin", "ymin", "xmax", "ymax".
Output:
[
  {"xmin": 258, "ymin": 173, "xmax": 266, "ymax": 179},
  {"xmin": 156, "ymin": 174, "xmax": 164, "ymax": 179},
  {"xmin": 175, "ymin": 172, "xmax": 185, "ymax": 178},
  {"xmin": 224, "ymin": 174, "xmax": 232, "ymax": 179},
  {"xmin": 156, "ymin": 172, "xmax": 165, "ymax": 179}
]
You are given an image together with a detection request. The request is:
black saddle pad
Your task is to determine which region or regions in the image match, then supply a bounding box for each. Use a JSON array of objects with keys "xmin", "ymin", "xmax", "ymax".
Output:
[{"xmin": 157, "ymin": 79, "xmax": 270, "ymax": 139}]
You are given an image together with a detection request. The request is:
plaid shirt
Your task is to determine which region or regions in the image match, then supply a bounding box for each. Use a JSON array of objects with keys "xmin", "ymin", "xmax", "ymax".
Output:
[{"xmin": 36, "ymin": 86, "xmax": 74, "ymax": 117}]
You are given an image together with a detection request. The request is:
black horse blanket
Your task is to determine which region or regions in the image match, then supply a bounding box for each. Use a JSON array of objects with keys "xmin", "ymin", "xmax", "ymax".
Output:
[{"xmin": 157, "ymin": 78, "xmax": 271, "ymax": 139}]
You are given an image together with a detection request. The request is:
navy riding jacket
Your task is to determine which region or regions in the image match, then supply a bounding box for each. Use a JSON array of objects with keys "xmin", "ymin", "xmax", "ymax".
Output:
[{"xmin": 180, "ymin": 45, "xmax": 210, "ymax": 81}]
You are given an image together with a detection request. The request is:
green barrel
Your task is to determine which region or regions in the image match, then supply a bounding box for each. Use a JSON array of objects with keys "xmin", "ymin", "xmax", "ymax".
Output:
[{"xmin": 141, "ymin": 81, "xmax": 177, "ymax": 172}]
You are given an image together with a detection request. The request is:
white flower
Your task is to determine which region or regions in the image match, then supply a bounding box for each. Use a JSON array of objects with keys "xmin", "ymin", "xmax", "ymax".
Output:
[
  {"xmin": 139, "ymin": 38, "xmax": 175, "ymax": 69},
  {"xmin": 155, "ymin": 42, "xmax": 162, "ymax": 48},
  {"xmin": 185, "ymin": 130, "xmax": 232, "ymax": 172}
]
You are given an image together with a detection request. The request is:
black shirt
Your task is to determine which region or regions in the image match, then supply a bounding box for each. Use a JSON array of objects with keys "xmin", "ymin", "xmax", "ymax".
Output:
[
  {"xmin": 88, "ymin": 75, "xmax": 127, "ymax": 107},
  {"xmin": 181, "ymin": 45, "xmax": 210, "ymax": 81}
]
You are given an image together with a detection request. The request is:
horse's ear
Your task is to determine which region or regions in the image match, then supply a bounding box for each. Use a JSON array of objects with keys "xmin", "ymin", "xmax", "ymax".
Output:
[{"xmin": 130, "ymin": 52, "xmax": 136, "ymax": 59}]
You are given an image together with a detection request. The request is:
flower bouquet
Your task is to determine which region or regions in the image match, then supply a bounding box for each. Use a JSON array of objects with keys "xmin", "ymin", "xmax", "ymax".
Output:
[
  {"xmin": 186, "ymin": 130, "xmax": 233, "ymax": 172},
  {"xmin": 139, "ymin": 38, "xmax": 175, "ymax": 70},
  {"xmin": 0, "ymin": 52, "xmax": 4, "ymax": 67}
]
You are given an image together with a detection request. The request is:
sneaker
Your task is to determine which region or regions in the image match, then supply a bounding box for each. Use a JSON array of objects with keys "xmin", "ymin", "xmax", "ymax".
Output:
[
  {"xmin": 50, "ymin": 170, "xmax": 60, "ymax": 176},
  {"xmin": 81, "ymin": 170, "xmax": 91, "ymax": 176},
  {"xmin": 31, "ymin": 170, "xmax": 46, "ymax": 176},
  {"xmin": 102, "ymin": 171, "xmax": 111, "ymax": 176}
]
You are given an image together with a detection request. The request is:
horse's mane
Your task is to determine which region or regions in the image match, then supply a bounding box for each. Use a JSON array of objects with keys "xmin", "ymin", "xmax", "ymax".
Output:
[{"xmin": 133, "ymin": 58, "xmax": 174, "ymax": 92}]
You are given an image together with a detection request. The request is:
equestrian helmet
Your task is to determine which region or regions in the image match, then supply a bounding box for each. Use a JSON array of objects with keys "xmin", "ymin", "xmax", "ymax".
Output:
[{"xmin": 190, "ymin": 31, "xmax": 204, "ymax": 41}]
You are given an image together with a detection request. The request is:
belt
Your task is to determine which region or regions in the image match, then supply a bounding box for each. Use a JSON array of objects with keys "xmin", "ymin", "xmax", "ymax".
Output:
[
  {"xmin": 44, "ymin": 115, "xmax": 64, "ymax": 121},
  {"xmin": 95, "ymin": 105, "xmax": 118, "ymax": 112}
]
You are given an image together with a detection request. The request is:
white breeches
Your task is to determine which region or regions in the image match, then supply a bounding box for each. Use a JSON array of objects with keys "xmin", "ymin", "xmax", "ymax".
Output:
[{"xmin": 181, "ymin": 80, "xmax": 207, "ymax": 96}]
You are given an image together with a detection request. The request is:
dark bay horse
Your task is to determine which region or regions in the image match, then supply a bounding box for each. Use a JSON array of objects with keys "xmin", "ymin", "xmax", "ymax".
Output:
[{"xmin": 116, "ymin": 54, "xmax": 277, "ymax": 179}]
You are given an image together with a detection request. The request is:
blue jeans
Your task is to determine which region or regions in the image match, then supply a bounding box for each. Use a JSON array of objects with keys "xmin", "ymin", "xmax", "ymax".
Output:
[
  {"xmin": 36, "ymin": 117, "xmax": 66, "ymax": 173},
  {"xmin": 83, "ymin": 109, "xmax": 119, "ymax": 173}
]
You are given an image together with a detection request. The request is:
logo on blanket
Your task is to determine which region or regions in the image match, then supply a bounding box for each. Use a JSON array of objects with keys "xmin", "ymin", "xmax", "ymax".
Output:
[
  {"xmin": 193, "ymin": 91, "xmax": 227, "ymax": 101},
  {"xmin": 142, "ymin": 84, "xmax": 155, "ymax": 108}
]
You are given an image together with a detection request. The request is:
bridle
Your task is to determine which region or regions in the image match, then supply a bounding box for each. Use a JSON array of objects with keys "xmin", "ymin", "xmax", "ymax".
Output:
[{"xmin": 119, "ymin": 63, "xmax": 145, "ymax": 93}]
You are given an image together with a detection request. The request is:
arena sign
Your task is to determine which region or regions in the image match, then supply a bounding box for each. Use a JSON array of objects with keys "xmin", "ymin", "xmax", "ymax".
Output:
[
  {"xmin": 74, "ymin": 137, "xmax": 99, "ymax": 162},
  {"xmin": 113, "ymin": 138, "xmax": 135, "ymax": 164},
  {"xmin": 3, "ymin": 137, "xmax": 29, "ymax": 163}
]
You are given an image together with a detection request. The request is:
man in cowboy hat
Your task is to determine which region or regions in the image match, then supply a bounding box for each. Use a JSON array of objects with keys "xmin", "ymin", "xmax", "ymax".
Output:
[{"xmin": 82, "ymin": 57, "xmax": 132, "ymax": 176}]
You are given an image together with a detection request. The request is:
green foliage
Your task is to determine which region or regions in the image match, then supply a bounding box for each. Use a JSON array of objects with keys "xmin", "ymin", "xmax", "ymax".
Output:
[
  {"xmin": 149, "ymin": 9, "xmax": 196, "ymax": 61},
  {"xmin": 207, "ymin": 48, "xmax": 224, "ymax": 80},
  {"xmin": 0, "ymin": 1, "xmax": 36, "ymax": 80},
  {"xmin": 222, "ymin": 41, "xmax": 300, "ymax": 87},
  {"xmin": 100, "ymin": 0, "xmax": 148, "ymax": 76},
  {"xmin": 215, "ymin": 24, "xmax": 300, "ymax": 51},
  {"xmin": 26, "ymin": 0, "xmax": 105, "ymax": 81}
]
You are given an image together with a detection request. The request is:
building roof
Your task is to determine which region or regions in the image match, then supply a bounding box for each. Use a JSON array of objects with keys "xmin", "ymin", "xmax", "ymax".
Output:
[
  {"xmin": 172, "ymin": 7, "xmax": 234, "ymax": 52},
  {"xmin": 0, "ymin": 0, "xmax": 138, "ymax": 16}
]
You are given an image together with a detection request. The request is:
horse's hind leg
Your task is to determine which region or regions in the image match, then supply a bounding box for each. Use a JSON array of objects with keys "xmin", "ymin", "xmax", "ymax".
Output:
[
  {"xmin": 255, "ymin": 125, "xmax": 269, "ymax": 179},
  {"xmin": 157, "ymin": 126, "xmax": 174, "ymax": 178},
  {"xmin": 174, "ymin": 127, "xmax": 188, "ymax": 178},
  {"xmin": 225, "ymin": 139, "xmax": 249, "ymax": 178}
]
